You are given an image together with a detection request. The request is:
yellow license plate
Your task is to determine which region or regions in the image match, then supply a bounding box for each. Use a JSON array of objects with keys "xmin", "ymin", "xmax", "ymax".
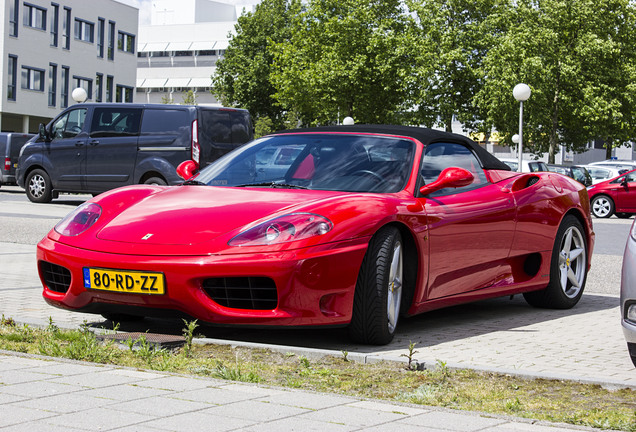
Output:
[{"xmin": 83, "ymin": 267, "xmax": 165, "ymax": 295}]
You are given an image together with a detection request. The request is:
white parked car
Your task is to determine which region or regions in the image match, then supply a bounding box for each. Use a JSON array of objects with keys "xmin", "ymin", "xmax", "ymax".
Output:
[
  {"xmin": 498, "ymin": 157, "xmax": 549, "ymax": 172},
  {"xmin": 583, "ymin": 165, "xmax": 624, "ymax": 185},
  {"xmin": 588, "ymin": 159, "xmax": 636, "ymax": 172}
]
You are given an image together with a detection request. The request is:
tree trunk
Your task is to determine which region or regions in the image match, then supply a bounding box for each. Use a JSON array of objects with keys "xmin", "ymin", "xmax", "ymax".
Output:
[
  {"xmin": 445, "ymin": 114, "xmax": 453, "ymax": 133},
  {"xmin": 605, "ymin": 139, "xmax": 613, "ymax": 160}
]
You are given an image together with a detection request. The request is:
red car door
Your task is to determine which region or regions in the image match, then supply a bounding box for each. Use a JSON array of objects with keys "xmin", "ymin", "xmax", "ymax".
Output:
[
  {"xmin": 414, "ymin": 142, "xmax": 516, "ymax": 302},
  {"xmin": 615, "ymin": 171, "xmax": 636, "ymax": 212}
]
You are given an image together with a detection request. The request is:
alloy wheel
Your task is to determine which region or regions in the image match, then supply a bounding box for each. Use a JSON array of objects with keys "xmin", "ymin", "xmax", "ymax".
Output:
[
  {"xmin": 386, "ymin": 240, "xmax": 403, "ymax": 333},
  {"xmin": 558, "ymin": 226, "xmax": 586, "ymax": 298}
]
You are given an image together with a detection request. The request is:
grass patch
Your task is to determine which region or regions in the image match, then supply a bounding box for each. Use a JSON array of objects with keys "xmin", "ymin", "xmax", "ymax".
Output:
[{"xmin": 0, "ymin": 317, "xmax": 634, "ymax": 431}]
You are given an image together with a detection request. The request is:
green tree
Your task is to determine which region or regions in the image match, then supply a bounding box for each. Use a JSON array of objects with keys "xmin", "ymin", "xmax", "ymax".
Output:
[
  {"xmin": 476, "ymin": 0, "xmax": 636, "ymax": 162},
  {"xmin": 406, "ymin": 0, "xmax": 499, "ymax": 132},
  {"xmin": 181, "ymin": 90, "xmax": 197, "ymax": 105},
  {"xmin": 212, "ymin": 0, "xmax": 300, "ymax": 130},
  {"xmin": 270, "ymin": 0, "xmax": 414, "ymax": 126}
]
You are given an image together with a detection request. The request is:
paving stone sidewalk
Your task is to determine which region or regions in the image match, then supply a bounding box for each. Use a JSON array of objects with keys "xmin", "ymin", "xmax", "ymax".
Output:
[{"xmin": 0, "ymin": 352, "xmax": 600, "ymax": 432}]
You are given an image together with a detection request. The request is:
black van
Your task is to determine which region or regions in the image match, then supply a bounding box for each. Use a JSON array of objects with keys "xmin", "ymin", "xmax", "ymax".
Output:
[
  {"xmin": 17, "ymin": 103, "xmax": 253, "ymax": 203},
  {"xmin": 0, "ymin": 133, "xmax": 34, "ymax": 187}
]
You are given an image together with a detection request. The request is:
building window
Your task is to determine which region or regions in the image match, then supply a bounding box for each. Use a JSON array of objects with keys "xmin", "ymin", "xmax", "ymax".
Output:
[
  {"xmin": 106, "ymin": 75, "xmax": 113, "ymax": 102},
  {"xmin": 116, "ymin": 85, "xmax": 133, "ymax": 103},
  {"xmin": 73, "ymin": 76, "xmax": 92, "ymax": 100},
  {"xmin": 95, "ymin": 73, "xmax": 103, "ymax": 102},
  {"xmin": 97, "ymin": 18, "xmax": 105, "ymax": 57},
  {"xmin": 117, "ymin": 31, "xmax": 135, "ymax": 54},
  {"xmin": 7, "ymin": 55, "xmax": 18, "ymax": 101},
  {"xmin": 23, "ymin": 3, "xmax": 46, "ymax": 30},
  {"xmin": 50, "ymin": 3, "xmax": 58, "ymax": 46},
  {"xmin": 9, "ymin": 1, "xmax": 19, "ymax": 37},
  {"xmin": 21, "ymin": 66, "xmax": 45, "ymax": 91},
  {"xmin": 107, "ymin": 21, "xmax": 115, "ymax": 60},
  {"xmin": 62, "ymin": 7, "xmax": 70, "ymax": 49},
  {"xmin": 74, "ymin": 18, "xmax": 94, "ymax": 43},
  {"xmin": 48, "ymin": 63, "xmax": 57, "ymax": 106},
  {"xmin": 61, "ymin": 66, "xmax": 69, "ymax": 108}
]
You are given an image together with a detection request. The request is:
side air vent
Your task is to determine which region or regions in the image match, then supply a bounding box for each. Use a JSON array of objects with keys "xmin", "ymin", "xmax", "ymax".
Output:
[
  {"xmin": 39, "ymin": 261, "xmax": 72, "ymax": 293},
  {"xmin": 202, "ymin": 277, "xmax": 278, "ymax": 310},
  {"xmin": 527, "ymin": 176, "xmax": 540, "ymax": 187}
]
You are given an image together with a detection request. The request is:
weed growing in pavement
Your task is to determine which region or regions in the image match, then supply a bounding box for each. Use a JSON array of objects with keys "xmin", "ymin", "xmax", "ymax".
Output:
[
  {"xmin": 0, "ymin": 317, "xmax": 634, "ymax": 431},
  {"xmin": 213, "ymin": 361, "xmax": 261, "ymax": 383},
  {"xmin": 182, "ymin": 319, "xmax": 199, "ymax": 358},
  {"xmin": 400, "ymin": 341, "xmax": 419, "ymax": 370}
]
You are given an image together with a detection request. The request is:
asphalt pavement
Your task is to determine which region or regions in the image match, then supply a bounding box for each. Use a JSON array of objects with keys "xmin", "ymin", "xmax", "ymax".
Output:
[{"xmin": 0, "ymin": 185, "xmax": 634, "ymax": 431}]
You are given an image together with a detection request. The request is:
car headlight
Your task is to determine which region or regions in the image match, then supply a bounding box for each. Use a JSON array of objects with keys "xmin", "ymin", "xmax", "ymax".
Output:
[
  {"xmin": 228, "ymin": 213, "xmax": 332, "ymax": 246},
  {"xmin": 55, "ymin": 202, "xmax": 102, "ymax": 236}
]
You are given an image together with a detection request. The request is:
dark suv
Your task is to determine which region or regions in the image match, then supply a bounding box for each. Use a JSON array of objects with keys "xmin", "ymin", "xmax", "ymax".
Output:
[
  {"xmin": 0, "ymin": 133, "xmax": 34, "ymax": 187},
  {"xmin": 17, "ymin": 103, "xmax": 253, "ymax": 203}
]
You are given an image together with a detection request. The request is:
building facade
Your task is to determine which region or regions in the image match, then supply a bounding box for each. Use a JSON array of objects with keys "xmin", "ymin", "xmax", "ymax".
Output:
[
  {"xmin": 0, "ymin": 0, "xmax": 138, "ymax": 133},
  {"xmin": 136, "ymin": 0, "xmax": 257, "ymax": 106}
]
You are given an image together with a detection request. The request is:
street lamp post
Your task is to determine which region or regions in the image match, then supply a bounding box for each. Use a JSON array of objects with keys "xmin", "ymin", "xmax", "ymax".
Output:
[{"xmin": 513, "ymin": 83, "xmax": 531, "ymax": 172}]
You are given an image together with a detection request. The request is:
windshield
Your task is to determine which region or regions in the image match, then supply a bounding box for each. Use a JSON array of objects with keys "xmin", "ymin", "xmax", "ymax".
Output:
[{"xmin": 192, "ymin": 133, "xmax": 415, "ymax": 193}]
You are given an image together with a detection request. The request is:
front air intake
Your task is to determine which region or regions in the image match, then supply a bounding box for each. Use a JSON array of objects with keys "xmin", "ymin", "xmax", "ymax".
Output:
[
  {"xmin": 39, "ymin": 261, "xmax": 72, "ymax": 293},
  {"xmin": 202, "ymin": 277, "xmax": 278, "ymax": 310}
]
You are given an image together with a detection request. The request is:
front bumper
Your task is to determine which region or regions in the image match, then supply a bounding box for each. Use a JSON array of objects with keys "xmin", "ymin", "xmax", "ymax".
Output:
[{"xmin": 38, "ymin": 236, "xmax": 368, "ymax": 327}]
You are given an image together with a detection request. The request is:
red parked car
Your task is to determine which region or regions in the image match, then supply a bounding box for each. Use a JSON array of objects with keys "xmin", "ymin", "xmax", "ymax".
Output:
[
  {"xmin": 37, "ymin": 125, "xmax": 595, "ymax": 344},
  {"xmin": 588, "ymin": 168, "xmax": 636, "ymax": 218}
]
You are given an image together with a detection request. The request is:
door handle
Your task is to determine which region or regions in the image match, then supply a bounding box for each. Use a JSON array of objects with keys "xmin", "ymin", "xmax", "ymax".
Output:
[
  {"xmin": 89, "ymin": 140, "xmax": 99, "ymax": 146},
  {"xmin": 75, "ymin": 141, "xmax": 84, "ymax": 147}
]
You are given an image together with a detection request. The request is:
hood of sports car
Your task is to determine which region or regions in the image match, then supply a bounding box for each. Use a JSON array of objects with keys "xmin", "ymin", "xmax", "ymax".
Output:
[{"xmin": 95, "ymin": 186, "xmax": 339, "ymax": 246}]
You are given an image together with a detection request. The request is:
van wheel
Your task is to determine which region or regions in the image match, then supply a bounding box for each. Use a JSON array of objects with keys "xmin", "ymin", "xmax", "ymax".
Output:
[
  {"xmin": 143, "ymin": 177, "xmax": 167, "ymax": 186},
  {"xmin": 26, "ymin": 169, "xmax": 53, "ymax": 203}
]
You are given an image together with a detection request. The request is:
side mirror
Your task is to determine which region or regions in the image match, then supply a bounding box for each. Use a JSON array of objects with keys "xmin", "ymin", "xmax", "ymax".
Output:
[
  {"xmin": 419, "ymin": 167, "xmax": 474, "ymax": 196},
  {"xmin": 38, "ymin": 123, "xmax": 50, "ymax": 141},
  {"xmin": 176, "ymin": 160, "xmax": 199, "ymax": 180}
]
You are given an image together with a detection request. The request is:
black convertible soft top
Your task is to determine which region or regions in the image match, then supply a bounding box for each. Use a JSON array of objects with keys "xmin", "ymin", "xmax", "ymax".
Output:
[{"xmin": 282, "ymin": 124, "xmax": 511, "ymax": 171}]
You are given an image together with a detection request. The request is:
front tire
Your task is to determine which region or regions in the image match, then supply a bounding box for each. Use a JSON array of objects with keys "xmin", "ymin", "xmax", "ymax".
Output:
[
  {"xmin": 523, "ymin": 215, "xmax": 587, "ymax": 309},
  {"xmin": 349, "ymin": 226, "xmax": 403, "ymax": 345},
  {"xmin": 25, "ymin": 169, "xmax": 53, "ymax": 203},
  {"xmin": 591, "ymin": 195, "xmax": 614, "ymax": 218}
]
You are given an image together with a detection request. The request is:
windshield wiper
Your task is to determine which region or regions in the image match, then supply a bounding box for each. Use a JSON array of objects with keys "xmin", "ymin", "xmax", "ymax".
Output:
[
  {"xmin": 236, "ymin": 182, "xmax": 308, "ymax": 189},
  {"xmin": 181, "ymin": 179, "xmax": 207, "ymax": 186}
]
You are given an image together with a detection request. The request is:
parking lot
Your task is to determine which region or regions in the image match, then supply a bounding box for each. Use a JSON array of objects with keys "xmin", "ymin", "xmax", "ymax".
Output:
[{"xmin": 0, "ymin": 185, "xmax": 634, "ymax": 387}]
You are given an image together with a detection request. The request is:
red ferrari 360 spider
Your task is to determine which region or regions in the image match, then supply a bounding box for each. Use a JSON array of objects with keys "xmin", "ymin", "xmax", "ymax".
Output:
[{"xmin": 38, "ymin": 125, "xmax": 594, "ymax": 344}]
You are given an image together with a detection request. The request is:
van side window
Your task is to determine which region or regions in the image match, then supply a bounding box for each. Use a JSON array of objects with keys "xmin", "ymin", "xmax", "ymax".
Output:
[
  {"xmin": 52, "ymin": 108, "xmax": 87, "ymax": 139},
  {"xmin": 140, "ymin": 109, "xmax": 188, "ymax": 134},
  {"xmin": 420, "ymin": 142, "xmax": 488, "ymax": 197},
  {"xmin": 90, "ymin": 108, "xmax": 142, "ymax": 137}
]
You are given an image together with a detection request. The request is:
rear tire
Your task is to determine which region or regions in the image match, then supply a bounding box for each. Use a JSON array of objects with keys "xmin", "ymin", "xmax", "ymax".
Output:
[
  {"xmin": 25, "ymin": 169, "xmax": 53, "ymax": 203},
  {"xmin": 143, "ymin": 176, "xmax": 167, "ymax": 186},
  {"xmin": 349, "ymin": 226, "xmax": 403, "ymax": 345},
  {"xmin": 523, "ymin": 215, "xmax": 587, "ymax": 309}
]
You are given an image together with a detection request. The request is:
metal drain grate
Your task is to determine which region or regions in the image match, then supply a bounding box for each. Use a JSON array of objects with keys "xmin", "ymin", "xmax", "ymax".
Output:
[{"xmin": 96, "ymin": 332, "xmax": 186, "ymax": 350}]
